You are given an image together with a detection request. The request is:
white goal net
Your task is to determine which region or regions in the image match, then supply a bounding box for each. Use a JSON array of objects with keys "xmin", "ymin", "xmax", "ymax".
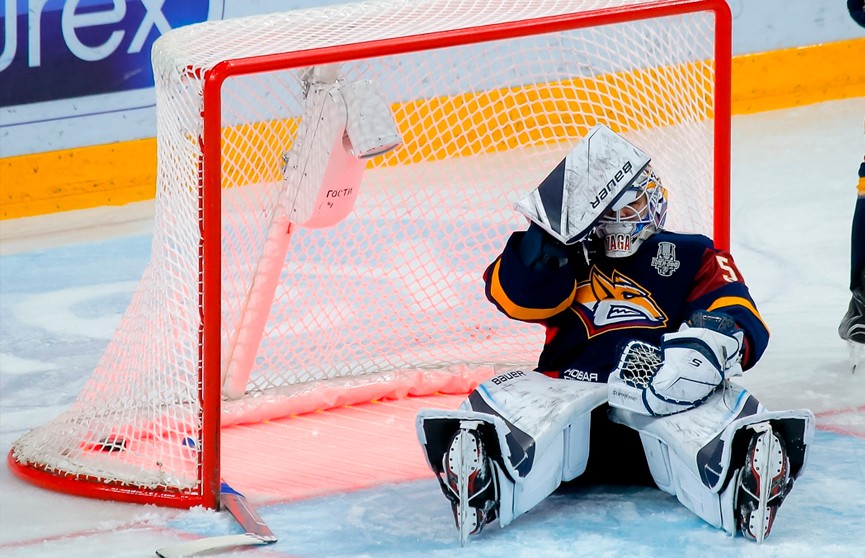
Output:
[{"xmin": 10, "ymin": 0, "xmax": 730, "ymax": 507}]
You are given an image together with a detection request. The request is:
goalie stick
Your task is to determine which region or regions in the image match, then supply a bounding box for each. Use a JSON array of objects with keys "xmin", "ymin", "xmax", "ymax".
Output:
[{"xmin": 155, "ymin": 482, "xmax": 277, "ymax": 558}]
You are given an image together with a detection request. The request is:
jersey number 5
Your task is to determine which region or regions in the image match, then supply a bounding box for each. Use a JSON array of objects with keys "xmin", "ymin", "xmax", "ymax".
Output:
[{"xmin": 716, "ymin": 255, "xmax": 739, "ymax": 283}]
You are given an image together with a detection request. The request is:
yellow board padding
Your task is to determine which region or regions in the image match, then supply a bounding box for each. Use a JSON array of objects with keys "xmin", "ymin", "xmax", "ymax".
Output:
[
  {"xmin": 218, "ymin": 62, "xmax": 712, "ymax": 188},
  {"xmin": 2, "ymin": 38, "xmax": 863, "ymax": 220},
  {"xmin": 373, "ymin": 62, "xmax": 712, "ymax": 169},
  {"xmin": 220, "ymin": 117, "xmax": 299, "ymax": 186},
  {"xmin": 216, "ymin": 62, "xmax": 714, "ymax": 187},
  {"xmin": 1, "ymin": 140, "xmax": 158, "ymax": 219},
  {"xmin": 730, "ymin": 38, "xmax": 865, "ymax": 114}
]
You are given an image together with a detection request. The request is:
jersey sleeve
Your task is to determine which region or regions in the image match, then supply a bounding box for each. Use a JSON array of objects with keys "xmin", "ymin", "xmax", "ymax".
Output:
[
  {"xmin": 483, "ymin": 231, "xmax": 579, "ymax": 322},
  {"xmin": 684, "ymin": 248, "xmax": 770, "ymax": 370}
]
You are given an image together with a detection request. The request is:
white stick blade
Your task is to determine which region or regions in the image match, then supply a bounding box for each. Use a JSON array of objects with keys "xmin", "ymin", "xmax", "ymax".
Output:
[{"xmin": 155, "ymin": 534, "xmax": 274, "ymax": 558}]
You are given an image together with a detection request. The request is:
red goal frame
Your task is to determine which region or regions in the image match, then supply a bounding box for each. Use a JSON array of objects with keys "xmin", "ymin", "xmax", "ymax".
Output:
[{"xmin": 9, "ymin": 0, "xmax": 731, "ymax": 510}]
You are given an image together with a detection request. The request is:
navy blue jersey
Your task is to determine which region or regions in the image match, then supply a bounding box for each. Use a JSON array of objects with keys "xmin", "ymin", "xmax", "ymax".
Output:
[{"xmin": 484, "ymin": 231, "xmax": 769, "ymax": 382}]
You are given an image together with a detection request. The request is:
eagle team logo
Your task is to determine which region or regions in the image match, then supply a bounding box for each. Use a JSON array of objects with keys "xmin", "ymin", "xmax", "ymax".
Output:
[{"xmin": 571, "ymin": 267, "xmax": 667, "ymax": 337}]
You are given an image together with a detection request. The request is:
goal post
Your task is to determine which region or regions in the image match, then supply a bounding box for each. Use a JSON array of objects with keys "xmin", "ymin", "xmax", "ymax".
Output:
[{"xmin": 9, "ymin": 0, "xmax": 732, "ymax": 510}]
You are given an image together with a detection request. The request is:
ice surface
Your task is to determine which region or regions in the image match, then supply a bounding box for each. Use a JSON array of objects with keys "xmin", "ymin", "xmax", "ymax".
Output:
[{"xmin": 1, "ymin": 98, "xmax": 864, "ymax": 557}]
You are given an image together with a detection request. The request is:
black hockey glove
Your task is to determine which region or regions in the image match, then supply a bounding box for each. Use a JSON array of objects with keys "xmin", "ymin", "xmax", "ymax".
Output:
[{"xmin": 518, "ymin": 222, "xmax": 570, "ymax": 270}]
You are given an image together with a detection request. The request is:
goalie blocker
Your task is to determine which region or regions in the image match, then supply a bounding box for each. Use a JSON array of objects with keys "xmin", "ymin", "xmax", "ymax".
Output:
[
  {"xmin": 513, "ymin": 123, "xmax": 651, "ymax": 245},
  {"xmin": 417, "ymin": 370, "xmax": 814, "ymax": 543}
]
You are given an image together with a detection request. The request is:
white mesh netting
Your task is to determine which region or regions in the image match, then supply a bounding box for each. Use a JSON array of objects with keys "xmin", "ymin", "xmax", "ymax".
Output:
[{"xmin": 11, "ymin": 0, "xmax": 726, "ymax": 503}]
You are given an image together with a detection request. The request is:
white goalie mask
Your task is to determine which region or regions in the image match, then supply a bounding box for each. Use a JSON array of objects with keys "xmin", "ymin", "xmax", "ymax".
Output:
[{"xmin": 596, "ymin": 165, "xmax": 667, "ymax": 257}]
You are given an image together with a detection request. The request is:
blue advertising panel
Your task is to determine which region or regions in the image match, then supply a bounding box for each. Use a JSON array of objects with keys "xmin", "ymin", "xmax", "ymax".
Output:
[{"xmin": 0, "ymin": 0, "xmax": 220, "ymax": 107}]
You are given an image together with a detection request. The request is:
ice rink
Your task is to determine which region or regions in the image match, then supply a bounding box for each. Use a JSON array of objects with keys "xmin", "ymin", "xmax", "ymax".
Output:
[{"xmin": 1, "ymin": 97, "xmax": 864, "ymax": 557}]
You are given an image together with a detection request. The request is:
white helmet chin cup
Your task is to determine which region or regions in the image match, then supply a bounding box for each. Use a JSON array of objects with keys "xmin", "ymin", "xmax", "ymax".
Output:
[{"xmin": 598, "ymin": 222, "xmax": 652, "ymax": 257}]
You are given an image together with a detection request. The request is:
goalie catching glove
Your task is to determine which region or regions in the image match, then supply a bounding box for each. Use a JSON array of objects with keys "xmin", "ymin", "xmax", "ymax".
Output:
[{"xmin": 608, "ymin": 310, "xmax": 744, "ymax": 416}]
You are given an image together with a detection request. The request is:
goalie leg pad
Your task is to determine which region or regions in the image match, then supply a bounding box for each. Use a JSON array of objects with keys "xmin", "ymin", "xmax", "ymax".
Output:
[
  {"xmin": 466, "ymin": 371, "xmax": 607, "ymax": 480},
  {"xmin": 418, "ymin": 370, "xmax": 607, "ymax": 480},
  {"xmin": 417, "ymin": 371, "xmax": 607, "ymax": 531},
  {"xmin": 610, "ymin": 385, "xmax": 814, "ymax": 537},
  {"xmin": 637, "ymin": 431, "xmax": 738, "ymax": 531}
]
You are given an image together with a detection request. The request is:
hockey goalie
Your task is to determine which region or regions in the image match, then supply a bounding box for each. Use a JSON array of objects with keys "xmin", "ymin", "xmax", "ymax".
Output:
[{"xmin": 416, "ymin": 124, "xmax": 815, "ymax": 545}]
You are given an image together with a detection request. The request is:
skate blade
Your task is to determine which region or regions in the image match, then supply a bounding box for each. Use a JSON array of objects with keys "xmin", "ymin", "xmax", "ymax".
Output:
[
  {"xmin": 849, "ymin": 341, "xmax": 864, "ymax": 374},
  {"xmin": 447, "ymin": 426, "xmax": 482, "ymax": 547},
  {"xmin": 744, "ymin": 423, "xmax": 781, "ymax": 543}
]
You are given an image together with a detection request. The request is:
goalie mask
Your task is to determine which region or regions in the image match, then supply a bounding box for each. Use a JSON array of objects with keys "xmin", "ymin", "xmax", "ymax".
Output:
[{"xmin": 596, "ymin": 165, "xmax": 667, "ymax": 257}]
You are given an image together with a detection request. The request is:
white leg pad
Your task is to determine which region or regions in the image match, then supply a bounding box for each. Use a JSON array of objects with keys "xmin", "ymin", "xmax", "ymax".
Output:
[
  {"xmin": 455, "ymin": 370, "xmax": 607, "ymax": 481},
  {"xmin": 611, "ymin": 383, "xmax": 814, "ymax": 534},
  {"xmin": 495, "ymin": 408, "xmax": 597, "ymax": 527},
  {"xmin": 418, "ymin": 370, "xmax": 607, "ymax": 528},
  {"xmin": 639, "ymin": 432, "xmax": 738, "ymax": 533}
]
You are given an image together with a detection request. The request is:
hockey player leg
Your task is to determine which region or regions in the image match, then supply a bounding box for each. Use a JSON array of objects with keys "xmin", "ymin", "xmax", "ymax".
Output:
[
  {"xmin": 609, "ymin": 384, "xmax": 814, "ymax": 540},
  {"xmin": 839, "ymin": 287, "xmax": 865, "ymax": 373},
  {"xmin": 417, "ymin": 370, "xmax": 607, "ymax": 541}
]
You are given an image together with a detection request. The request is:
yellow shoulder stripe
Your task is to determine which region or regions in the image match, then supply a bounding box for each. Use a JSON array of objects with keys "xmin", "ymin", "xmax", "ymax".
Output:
[
  {"xmin": 706, "ymin": 296, "xmax": 770, "ymax": 334},
  {"xmin": 487, "ymin": 260, "xmax": 576, "ymax": 321}
]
